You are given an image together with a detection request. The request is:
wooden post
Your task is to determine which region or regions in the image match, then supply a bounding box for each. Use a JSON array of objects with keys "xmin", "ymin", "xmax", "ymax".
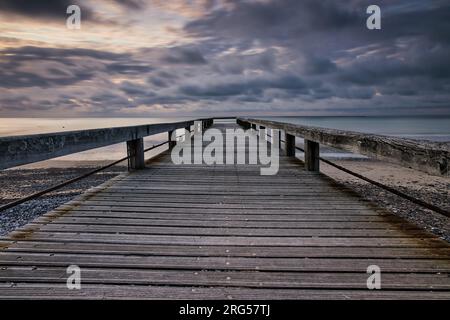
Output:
[
  {"xmin": 237, "ymin": 120, "xmax": 250, "ymax": 130},
  {"xmin": 285, "ymin": 133, "xmax": 295, "ymax": 157},
  {"xmin": 251, "ymin": 124, "xmax": 256, "ymax": 130},
  {"xmin": 127, "ymin": 138, "xmax": 145, "ymax": 170},
  {"xmin": 304, "ymin": 139, "xmax": 320, "ymax": 171},
  {"xmin": 168, "ymin": 130, "xmax": 176, "ymax": 148},
  {"xmin": 278, "ymin": 130, "xmax": 282, "ymax": 149}
]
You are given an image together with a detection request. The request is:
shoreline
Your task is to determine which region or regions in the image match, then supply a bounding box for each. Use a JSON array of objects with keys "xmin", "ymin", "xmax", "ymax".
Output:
[{"xmin": 0, "ymin": 159, "xmax": 449, "ymax": 242}]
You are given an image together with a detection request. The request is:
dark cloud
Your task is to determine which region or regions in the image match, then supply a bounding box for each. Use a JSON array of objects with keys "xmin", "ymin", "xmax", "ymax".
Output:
[
  {"xmin": 162, "ymin": 47, "xmax": 207, "ymax": 65},
  {"xmin": 0, "ymin": 0, "xmax": 92, "ymax": 20},
  {"xmin": 0, "ymin": 69, "xmax": 93, "ymax": 88},
  {"xmin": 0, "ymin": 46, "xmax": 151, "ymax": 88},
  {"xmin": 0, "ymin": 0, "xmax": 146, "ymax": 24},
  {"xmin": 1, "ymin": 0, "xmax": 450, "ymax": 116},
  {"xmin": 212, "ymin": 49, "xmax": 277, "ymax": 75},
  {"xmin": 112, "ymin": 0, "xmax": 146, "ymax": 10},
  {"xmin": 185, "ymin": 0, "xmax": 361, "ymax": 43},
  {"xmin": 304, "ymin": 56, "xmax": 337, "ymax": 75},
  {"xmin": 180, "ymin": 74, "xmax": 310, "ymax": 99},
  {"xmin": 105, "ymin": 63, "xmax": 153, "ymax": 75},
  {"xmin": 0, "ymin": 46, "xmax": 125, "ymax": 61},
  {"xmin": 119, "ymin": 81, "xmax": 148, "ymax": 95}
]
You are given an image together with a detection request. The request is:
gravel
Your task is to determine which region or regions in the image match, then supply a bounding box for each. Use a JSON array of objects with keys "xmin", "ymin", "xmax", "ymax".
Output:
[
  {"xmin": 321, "ymin": 159, "xmax": 450, "ymax": 243},
  {"xmin": 0, "ymin": 166, "xmax": 125, "ymax": 236}
]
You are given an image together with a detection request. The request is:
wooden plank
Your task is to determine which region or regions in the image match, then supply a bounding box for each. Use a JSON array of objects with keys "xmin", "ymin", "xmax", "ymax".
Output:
[
  {"xmin": 0, "ymin": 252, "xmax": 449, "ymax": 273},
  {"xmin": 0, "ymin": 283, "xmax": 449, "ymax": 300},
  {"xmin": 62, "ymin": 200, "xmax": 381, "ymax": 210},
  {"xmin": 50, "ymin": 206, "xmax": 391, "ymax": 217},
  {"xmin": 3, "ymin": 232, "xmax": 446, "ymax": 248},
  {"xmin": 2, "ymin": 241, "xmax": 449, "ymax": 259},
  {"xmin": 31, "ymin": 216, "xmax": 419, "ymax": 229},
  {"xmin": 44, "ymin": 210, "xmax": 399, "ymax": 222},
  {"xmin": 24, "ymin": 223, "xmax": 431, "ymax": 238},
  {"xmin": 1, "ymin": 267, "xmax": 449, "ymax": 290}
]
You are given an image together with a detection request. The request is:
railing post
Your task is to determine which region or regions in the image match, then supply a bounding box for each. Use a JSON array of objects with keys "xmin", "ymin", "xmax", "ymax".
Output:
[
  {"xmin": 127, "ymin": 138, "xmax": 145, "ymax": 170},
  {"xmin": 304, "ymin": 139, "xmax": 320, "ymax": 171},
  {"xmin": 278, "ymin": 130, "xmax": 282, "ymax": 149},
  {"xmin": 285, "ymin": 132, "xmax": 295, "ymax": 157},
  {"xmin": 237, "ymin": 119, "xmax": 250, "ymax": 130},
  {"xmin": 168, "ymin": 130, "xmax": 176, "ymax": 148}
]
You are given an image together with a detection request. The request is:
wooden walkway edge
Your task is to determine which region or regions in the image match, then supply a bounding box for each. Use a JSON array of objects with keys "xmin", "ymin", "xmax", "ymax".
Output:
[{"xmin": 0, "ymin": 120, "xmax": 449, "ymax": 299}]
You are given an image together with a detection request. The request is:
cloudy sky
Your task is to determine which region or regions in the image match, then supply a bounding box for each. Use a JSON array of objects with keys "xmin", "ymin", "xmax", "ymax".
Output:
[{"xmin": 0, "ymin": 0, "xmax": 449, "ymax": 117}]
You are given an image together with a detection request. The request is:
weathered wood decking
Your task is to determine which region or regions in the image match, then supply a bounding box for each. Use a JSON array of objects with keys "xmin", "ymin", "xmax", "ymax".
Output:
[{"xmin": 0, "ymin": 120, "xmax": 449, "ymax": 299}]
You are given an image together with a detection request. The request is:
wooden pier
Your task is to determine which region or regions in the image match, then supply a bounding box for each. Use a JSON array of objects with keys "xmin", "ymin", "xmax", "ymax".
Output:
[{"xmin": 0, "ymin": 119, "xmax": 449, "ymax": 299}]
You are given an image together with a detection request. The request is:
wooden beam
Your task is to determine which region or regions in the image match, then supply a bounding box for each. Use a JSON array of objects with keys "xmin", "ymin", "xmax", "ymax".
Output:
[
  {"xmin": 239, "ymin": 118, "xmax": 450, "ymax": 176},
  {"xmin": 304, "ymin": 139, "xmax": 320, "ymax": 172},
  {"xmin": 126, "ymin": 138, "xmax": 145, "ymax": 170},
  {"xmin": 0, "ymin": 120, "xmax": 199, "ymax": 170},
  {"xmin": 168, "ymin": 130, "xmax": 176, "ymax": 149},
  {"xmin": 285, "ymin": 133, "xmax": 295, "ymax": 157}
]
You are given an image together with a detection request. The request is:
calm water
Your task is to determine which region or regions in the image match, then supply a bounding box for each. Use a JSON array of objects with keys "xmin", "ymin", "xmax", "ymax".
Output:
[
  {"xmin": 264, "ymin": 116, "xmax": 450, "ymax": 142},
  {"xmin": 0, "ymin": 116, "xmax": 449, "ymax": 162}
]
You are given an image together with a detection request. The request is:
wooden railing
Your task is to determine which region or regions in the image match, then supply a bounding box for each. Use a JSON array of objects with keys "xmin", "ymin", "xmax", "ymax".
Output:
[
  {"xmin": 237, "ymin": 118, "xmax": 449, "ymax": 176},
  {"xmin": 1, "ymin": 116, "xmax": 447, "ymax": 177},
  {"xmin": 0, "ymin": 118, "xmax": 214, "ymax": 170}
]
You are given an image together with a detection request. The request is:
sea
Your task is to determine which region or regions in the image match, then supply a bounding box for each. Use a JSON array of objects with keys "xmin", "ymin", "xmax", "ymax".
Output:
[{"xmin": 1, "ymin": 116, "xmax": 449, "ymax": 162}]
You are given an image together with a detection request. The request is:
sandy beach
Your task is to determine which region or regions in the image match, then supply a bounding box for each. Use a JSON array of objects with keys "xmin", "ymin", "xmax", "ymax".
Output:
[{"xmin": 1, "ymin": 157, "xmax": 449, "ymax": 241}]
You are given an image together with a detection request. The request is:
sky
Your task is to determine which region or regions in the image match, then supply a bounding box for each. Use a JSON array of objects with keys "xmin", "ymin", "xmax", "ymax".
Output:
[{"xmin": 0, "ymin": 0, "xmax": 449, "ymax": 117}]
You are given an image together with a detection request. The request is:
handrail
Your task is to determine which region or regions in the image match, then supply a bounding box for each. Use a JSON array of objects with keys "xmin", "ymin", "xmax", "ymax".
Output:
[
  {"xmin": 262, "ymin": 131, "xmax": 449, "ymax": 216},
  {"xmin": 238, "ymin": 118, "xmax": 449, "ymax": 176},
  {"xmin": 0, "ymin": 118, "xmax": 213, "ymax": 170}
]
